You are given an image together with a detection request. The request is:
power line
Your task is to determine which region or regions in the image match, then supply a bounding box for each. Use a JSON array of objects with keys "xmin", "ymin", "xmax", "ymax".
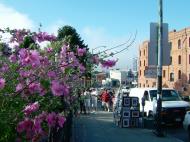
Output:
[
  {"xmin": 103, "ymin": 30, "xmax": 137, "ymax": 58},
  {"xmin": 97, "ymin": 33, "xmax": 133, "ymax": 54}
]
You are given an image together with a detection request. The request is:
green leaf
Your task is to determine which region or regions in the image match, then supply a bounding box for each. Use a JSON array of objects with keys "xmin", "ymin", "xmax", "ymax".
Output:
[{"xmin": 40, "ymin": 79, "xmax": 50, "ymax": 89}]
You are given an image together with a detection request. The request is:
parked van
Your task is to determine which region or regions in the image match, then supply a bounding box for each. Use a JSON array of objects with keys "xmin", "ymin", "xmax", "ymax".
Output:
[{"xmin": 129, "ymin": 88, "xmax": 190, "ymax": 123}]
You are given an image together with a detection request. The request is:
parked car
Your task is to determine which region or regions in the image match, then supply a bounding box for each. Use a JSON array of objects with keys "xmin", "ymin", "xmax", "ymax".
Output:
[
  {"xmin": 129, "ymin": 88, "xmax": 190, "ymax": 124},
  {"xmin": 183, "ymin": 111, "xmax": 190, "ymax": 139}
]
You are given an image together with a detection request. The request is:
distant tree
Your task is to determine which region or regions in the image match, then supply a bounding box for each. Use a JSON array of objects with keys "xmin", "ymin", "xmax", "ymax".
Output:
[
  {"xmin": 57, "ymin": 26, "xmax": 91, "ymax": 78},
  {"xmin": 57, "ymin": 25, "xmax": 87, "ymax": 52}
]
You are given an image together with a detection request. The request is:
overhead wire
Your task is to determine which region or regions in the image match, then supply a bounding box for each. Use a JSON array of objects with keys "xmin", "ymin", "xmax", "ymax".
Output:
[{"xmin": 103, "ymin": 30, "xmax": 137, "ymax": 59}]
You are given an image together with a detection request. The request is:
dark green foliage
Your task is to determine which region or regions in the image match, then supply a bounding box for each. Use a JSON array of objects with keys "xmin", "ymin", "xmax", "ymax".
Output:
[
  {"xmin": 19, "ymin": 36, "xmax": 39, "ymax": 49},
  {"xmin": 57, "ymin": 25, "xmax": 87, "ymax": 51}
]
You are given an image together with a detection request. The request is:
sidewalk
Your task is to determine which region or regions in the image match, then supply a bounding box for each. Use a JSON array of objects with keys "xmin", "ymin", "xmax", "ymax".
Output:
[{"xmin": 71, "ymin": 111, "xmax": 182, "ymax": 142}]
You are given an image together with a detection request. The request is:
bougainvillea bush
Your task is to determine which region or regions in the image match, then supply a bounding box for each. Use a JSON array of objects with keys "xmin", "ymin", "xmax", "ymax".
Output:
[{"xmin": 0, "ymin": 28, "xmax": 117, "ymax": 142}]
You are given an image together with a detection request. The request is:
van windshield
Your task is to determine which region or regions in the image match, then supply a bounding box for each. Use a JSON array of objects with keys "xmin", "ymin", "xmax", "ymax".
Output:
[{"xmin": 149, "ymin": 90, "xmax": 181, "ymax": 101}]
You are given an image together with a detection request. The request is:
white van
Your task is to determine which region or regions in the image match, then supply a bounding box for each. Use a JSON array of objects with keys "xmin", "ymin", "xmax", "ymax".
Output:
[{"xmin": 129, "ymin": 88, "xmax": 190, "ymax": 123}]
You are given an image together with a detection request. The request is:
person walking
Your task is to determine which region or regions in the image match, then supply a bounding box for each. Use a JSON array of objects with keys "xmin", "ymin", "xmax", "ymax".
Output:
[
  {"xmin": 84, "ymin": 89, "xmax": 91, "ymax": 114},
  {"xmin": 78, "ymin": 89, "xmax": 86, "ymax": 114},
  {"xmin": 91, "ymin": 88, "xmax": 98, "ymax": 112},
  {"xmin": 100, "ymin": 89, "xmax": 111, "ymax": 112}
]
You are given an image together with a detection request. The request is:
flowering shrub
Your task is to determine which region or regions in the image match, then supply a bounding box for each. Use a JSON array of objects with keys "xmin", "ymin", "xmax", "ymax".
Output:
[{"xmin": 0, "ymin": 28, "xmax": 117, "ymax": 141}]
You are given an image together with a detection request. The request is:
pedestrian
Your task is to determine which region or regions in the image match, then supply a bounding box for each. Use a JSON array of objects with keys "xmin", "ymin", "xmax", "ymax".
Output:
[
  {"xmin": 84, "ymin": 89, "xmax": 91, "ymax": 114},
  {"xmin": 100, "ymin": 89, "xmax": 111, "ymax": 112},
  {"xmin": 78, "ymin": 89, "xmax": 86, "ymax": 114},
  {"xmin": 91, "ymin": 88, "xmax": 98, "ymax": 112}
]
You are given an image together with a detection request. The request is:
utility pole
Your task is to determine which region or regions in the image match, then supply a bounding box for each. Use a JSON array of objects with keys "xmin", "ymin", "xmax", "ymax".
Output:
[{"xmin": 154, "ymin": 0, "xmax": 164, "ymax": 137}]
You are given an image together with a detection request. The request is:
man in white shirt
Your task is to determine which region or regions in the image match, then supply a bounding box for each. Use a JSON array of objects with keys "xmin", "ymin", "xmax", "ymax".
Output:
[{"xmin": 91, "ymin": 88, "xmax": 98, "ymax": 112}]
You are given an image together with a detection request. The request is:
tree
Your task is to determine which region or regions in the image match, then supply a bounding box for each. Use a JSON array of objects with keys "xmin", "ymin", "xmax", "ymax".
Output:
[
  {"xmin": 57, "ymin": 25, "xmax": 91, "ymax": 77},
  {"xmin": 57, "ymin": 25, "xmax": 87, "ymax": 51}
]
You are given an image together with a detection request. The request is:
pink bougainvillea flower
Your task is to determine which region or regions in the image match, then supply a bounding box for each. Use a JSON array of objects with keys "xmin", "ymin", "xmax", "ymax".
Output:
[
  {"xmin": 16, "ymin": 83, "xmax": 23, "ymax": 92},
  {"xmin": 9, "ymin": 54, "xmax": 17, "ymax": 62},
  {"xmin": 46, "ymin": 112, "xmax": 56, "ymax": 127},
  {"xmin": 0, "ymin": 78, "xmax": 5, "ymax": 89},
  {"xmin": 17, "ymin": 118, "xmax": 33, "ymax": 133},
  {"xmin": 57, "ymin": 115, "xmax": 66, "ymax": 128},
  {"xmin": 33, "ymin": 117, "xmax": 42, "ymax": 134},
  {"xmin": 79, "ymin": 64, "xmax": 85, "ymax": 73},
  {"xmin": 19, "ymin": 70, "xmax": 32, "ymax": 78},
  {"xmin": 30, "ymin": 50, "xmax": 41, "ymax": 67},
  {"xmin": 17, "ymin": 120, "xmax": 25, "ymax": 133},
  {"xmin": 101, "ymin": 59, "xmax": 118, "ymax": 68},
  {"xmin": 51, "ymin": 80, "xmax": 69, "ymax": 96},
  {"xmin": 47, "ymin": 71, "xmax": 56, "ymax": 79},
  {"xmin": 77, "ymin": 47, "xmax": 86, "ymax": 56},
  {"xmin": 46, "ymin": 47, "xmax": 53, "ymax": 53},
  {"xmin": 19, "ymin": 48, "xmax": 28, "ymax": 59},
  {"xmin": 28, "ymin": 82, "xmax": 42, "ymax": 94},
  {"xmin": 23, "ymin": 102, "xmax": 39, "ymax": 116}
]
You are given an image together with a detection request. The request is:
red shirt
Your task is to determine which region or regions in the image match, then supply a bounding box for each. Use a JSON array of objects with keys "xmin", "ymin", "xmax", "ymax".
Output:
[{"xmin": 101, "ymin": 91, "xmax": 110, "ymax": 102}]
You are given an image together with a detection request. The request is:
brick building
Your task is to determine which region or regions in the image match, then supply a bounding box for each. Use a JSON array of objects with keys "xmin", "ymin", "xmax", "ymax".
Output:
[{"xmin": 138, "ymin": 27, "xmax": 190, "ymax": 96}]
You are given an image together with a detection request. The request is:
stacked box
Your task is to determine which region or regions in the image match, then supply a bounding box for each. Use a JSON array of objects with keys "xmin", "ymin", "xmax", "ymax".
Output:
[
  {"xmin": 114, "ymin": 96, "xmax": 140, "ymax": 128},
  {"xmin": 121, "ymin": 96, "xmax": 140, "ymax": 128}
]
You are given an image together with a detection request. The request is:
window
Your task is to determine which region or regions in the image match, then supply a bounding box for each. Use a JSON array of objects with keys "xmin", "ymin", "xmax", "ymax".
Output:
[
  {"xmin": 139, "ymin": 83, "xmax": 141, "ymax": 87},
  {"xmin": 170, "ymin": 57, "xmax": 172, "ymax": 65},
  {"xmin": 170, "ymin": 73, "xmax": 174, "ymax": 81},
  {"xmin": 189, "ymin": 54, "xmax": 190, "ymax": 64},
  {"xmin": 178, "ymin": 55, "xmax": 181, "ymax": 64},
  {"xmin": 178, "ymin": 39, "xmax": 181, "ymax": 49},
  {"xmin": 189, "ymin": 74, "xmax": 190, "ymax": 84},
  {"xmin": 144, "ymin": 60, "xmax": 145, "ymax": 66},
  {"xmin": 178, "ymin": 70, "xmax": 181, "ymax": 79},
  {"xmin": 140, "ymin": 61, "xmax": 141, "ymax": 67},
  {"xmin": 189, "ymin": 37, "xmax": 190, "ymax": 47},
  {"xmin": 139, "ymin": 70, "xmax": 141, "ymax": 76},
  {"xmin": 140, "ymin": 51, "xmax": 141, "ymax": 56},
  {"xmin": 163, "ymin": 70, "xmax": 166, "ymax": 78},
  {"xmin": 144, "ymin": 50, "xmax": 145, "ymax": 56}
]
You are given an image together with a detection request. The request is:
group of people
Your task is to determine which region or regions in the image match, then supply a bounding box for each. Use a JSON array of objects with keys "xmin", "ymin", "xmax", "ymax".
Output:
[
  {"xmin": 77, "ymin": 88, "xmax": 115, "ymax": 115},
  {"xmin": 78, "ymin": 88, "xmax": 98, "ymax": 115}
]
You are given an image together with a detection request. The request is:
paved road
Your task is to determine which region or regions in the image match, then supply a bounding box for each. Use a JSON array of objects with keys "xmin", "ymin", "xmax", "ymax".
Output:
[
  {"xmin": 166, "ymin": 125, "xmax": 188, "ymax": 142},
  {"xmin": 72, "ymin": 111, "xmax": 182, "ymax": 142}
]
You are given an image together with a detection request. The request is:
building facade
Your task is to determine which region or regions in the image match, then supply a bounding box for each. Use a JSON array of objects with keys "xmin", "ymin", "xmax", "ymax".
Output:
[{"xmin": 138, "ymin": 27, "xmax": 190, "ymax": 95}]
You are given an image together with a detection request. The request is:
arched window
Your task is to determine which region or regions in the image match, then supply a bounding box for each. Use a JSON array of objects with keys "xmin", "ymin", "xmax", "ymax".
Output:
[
  {"xmin": 178, "ymin": 70, "xmax": 181, "ymax": 79},
  {"xmin": 170, "ymin": 73, "xmax": 174, "ymax": 81},
  {"xmin": 178, "ymin": 55, "xmax": 181, "ymax": 64},
  {"xmin": 178, "ymin": 39, "xmax": 181, "ymax": 49}
]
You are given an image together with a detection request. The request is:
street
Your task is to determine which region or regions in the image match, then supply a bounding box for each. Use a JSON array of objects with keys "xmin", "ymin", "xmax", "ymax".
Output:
[
  {"xmin": 72, "ymin": 111, "xmax": 182, "ymax": 142},
  {"xmin": 166, "ymin": 125, "xmax": 188, "ymax": 142}
]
